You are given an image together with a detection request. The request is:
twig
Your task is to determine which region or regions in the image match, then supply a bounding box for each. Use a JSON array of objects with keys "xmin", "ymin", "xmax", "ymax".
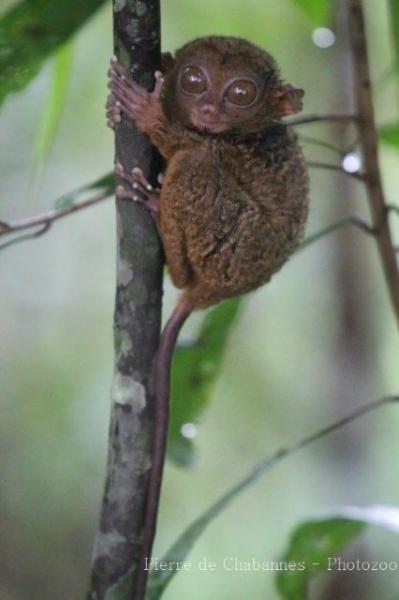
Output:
[
  {"xmin": 288, "ymin": 113, "xmax": 358, "ymax": 126},
  {"xmin": 386, "ymin": 204, "xmax": 399, "ymax": 217},
  {"xmin": 0, "ymin": 222, "xmax": 51, "ymax": 252},
  {"xmin": 297, "ymin": 215, "xmax": 376, "ymax": 253},
  {"xmin": 298, "ymin": 133, "xmax": 343, "ymax": 155},
  {"xmin": 348, "ymin": 0, "xmax": 399, "ymax": 323},
  {"xmin": 0, "ymin": 190, "xmax": 111, "ymax": 239},
  {"xmin": 307, "ymin": 160, "xmax": 364, "ymax": 181}
]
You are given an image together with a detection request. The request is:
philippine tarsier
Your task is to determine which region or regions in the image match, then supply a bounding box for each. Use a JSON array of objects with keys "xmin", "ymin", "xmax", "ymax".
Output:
[{"xmin": 107, "ymin": 35, "xmax": 308, "ymax": 594}]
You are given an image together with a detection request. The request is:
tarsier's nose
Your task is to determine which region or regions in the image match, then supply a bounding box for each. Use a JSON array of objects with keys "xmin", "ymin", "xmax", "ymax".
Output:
[{"xmin": 200, "ymin": 104, "xmax": 217, "ymax": 116}]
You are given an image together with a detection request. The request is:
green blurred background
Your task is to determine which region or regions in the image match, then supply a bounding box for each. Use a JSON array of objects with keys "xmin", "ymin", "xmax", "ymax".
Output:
[{"xmin": 1, "ymin": 0, "xmax": 399, "ymax": 598}]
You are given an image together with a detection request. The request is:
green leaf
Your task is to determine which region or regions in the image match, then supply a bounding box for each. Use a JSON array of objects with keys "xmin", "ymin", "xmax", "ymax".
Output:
[
  {"xmin": 168, "ymin": 298, "xmax": 242, "ymax": 466},
  {"xmin": 276, "ymin": 505, "xmax": 399, "ymax": 599},
  {"xmin": 0, "ymin": 0, "xmax": 108, "ymax": 106},
  {"xmin": 32, "ymin": 40, "xmax": 74, "ymax": 174},
  {"xmin": 276, "ymin": 518, "xmax": 365, "ymax": 600},
  {"xmin": 290, "ymin": 0, "xmax": 331, "ymax": 26},
  {"xmin": 380, "ymin": 123, "xmax": 399, "ymax": 149}
]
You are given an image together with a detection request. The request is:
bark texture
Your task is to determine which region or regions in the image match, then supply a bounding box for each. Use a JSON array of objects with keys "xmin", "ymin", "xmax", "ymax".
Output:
[{"xmin": 89, "ymin": 1, "xmax": 163, "ymax": 598}]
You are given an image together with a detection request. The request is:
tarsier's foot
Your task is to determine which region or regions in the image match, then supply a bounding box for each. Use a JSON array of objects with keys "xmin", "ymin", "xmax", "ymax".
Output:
[
  {"xmin": 106, "ymin": 55, "xmax": 164, "ymax": 128},
  {"xmin": 115, "ymin": 163, "xmax": 161, "ymax": 220}
]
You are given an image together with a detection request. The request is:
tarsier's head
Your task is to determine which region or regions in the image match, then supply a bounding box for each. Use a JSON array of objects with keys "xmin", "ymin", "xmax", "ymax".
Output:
[{"xmin": 161, "ymin": 36, "xmax": 304, "ymax": 136}]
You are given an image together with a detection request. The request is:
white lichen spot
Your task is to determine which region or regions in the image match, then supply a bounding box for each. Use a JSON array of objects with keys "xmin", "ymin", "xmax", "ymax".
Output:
[
  {"xmin": 136, "ymin": 1, "xmax": 147, "ymax": 16},
  {"xmin": 112, "ymin": 373, "xmax": 146, "ymax": 412},
  {"xmin": 118, "ymin": 257, "xmax": 134, "ymax": 286},
  {"xmin": 94, "ymin": 529, "xmax": 127, "ymax": 559},
  {"xmin": 119, "ymin": 330, "xmax": 133, "ymax": 356},
  {"xmin": 113, "ymin": 0, "xmax": 127, "ymax": 12}
]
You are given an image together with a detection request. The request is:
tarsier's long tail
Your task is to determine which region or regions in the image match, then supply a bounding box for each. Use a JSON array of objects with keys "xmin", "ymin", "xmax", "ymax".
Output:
[{"xmin": 135, "ymin": 299, "xmax": 192, "ymax": 599}]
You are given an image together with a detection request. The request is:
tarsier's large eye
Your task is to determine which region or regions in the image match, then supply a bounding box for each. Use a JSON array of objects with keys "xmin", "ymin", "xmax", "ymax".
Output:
[
  {"xmin": 226, "ymin": 79, "xmax": 257, "ymax": 106},
  {"xmin": 180, "ymin": 66, "xmax": 207, "ymax": 94}
]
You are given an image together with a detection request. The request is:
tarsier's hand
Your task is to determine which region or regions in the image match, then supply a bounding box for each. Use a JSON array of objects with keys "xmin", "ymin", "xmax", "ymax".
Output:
[{"xmin": 106, "ymin": 56, "xmax": 164, "ymax": 132}]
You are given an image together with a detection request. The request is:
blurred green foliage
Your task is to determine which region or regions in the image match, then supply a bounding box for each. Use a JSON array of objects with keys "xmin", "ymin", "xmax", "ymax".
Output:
[
  {"xmin": 0, "ymin": 0, "xmax": 107, "ymax": 105},
  {"xmin": 169, "ymin": 298, "xmax": 242, "ymax": 466},
  {"xmin": 32, "ymin": 41, "xmax": 74, "ymax": 175},
  {"xmin": 291, "ymin": 0, "xmax": 331, "ymax": 26}
]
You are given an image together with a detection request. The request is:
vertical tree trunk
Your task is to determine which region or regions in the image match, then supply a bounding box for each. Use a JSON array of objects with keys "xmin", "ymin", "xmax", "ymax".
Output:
[{"xmin": 88, "ymin": 1, "xmax": 163, "ymax": 598}]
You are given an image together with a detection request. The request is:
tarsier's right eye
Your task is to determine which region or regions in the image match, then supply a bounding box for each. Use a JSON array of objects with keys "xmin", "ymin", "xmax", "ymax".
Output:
[{"xmin": 180, "ymin": 66, "xmax": 207, "ymax": 94}]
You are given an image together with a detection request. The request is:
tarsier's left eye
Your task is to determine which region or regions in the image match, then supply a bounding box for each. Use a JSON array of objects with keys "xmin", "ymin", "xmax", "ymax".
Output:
[{"xmin": 226, "ymin": 79, "xmax": 257, "ymax": 106}]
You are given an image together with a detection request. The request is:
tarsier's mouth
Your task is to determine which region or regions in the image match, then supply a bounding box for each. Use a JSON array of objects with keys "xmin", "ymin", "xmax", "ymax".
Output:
[{"xmin": 190, "ymin": 116, "xmax": 229, "ymax": 134}]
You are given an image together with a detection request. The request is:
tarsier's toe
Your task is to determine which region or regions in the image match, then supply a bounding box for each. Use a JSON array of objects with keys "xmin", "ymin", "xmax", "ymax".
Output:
[
  {"xmin": 105, "ymin": 92, "xmax": 122, "ymax": 128},
  {"xmin": 115, "ymin": 185, "xmax": 130, "ymax": 199},
  {"xmin": 131, "ymin": 167, "xmax": 154, "ymax": 192},
  {"xmin": 115, "ymin": 162, "xmax": 124, "ymax": 175}
]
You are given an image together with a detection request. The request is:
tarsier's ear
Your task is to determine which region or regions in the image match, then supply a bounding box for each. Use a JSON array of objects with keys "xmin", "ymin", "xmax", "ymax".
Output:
[
  {"xmin": 273, "ymin": 84, "xmax": 304, "ymax": 117},
  {"xmin": 161, "ymin": 52, "xmax": 176, "ymax": 73}
]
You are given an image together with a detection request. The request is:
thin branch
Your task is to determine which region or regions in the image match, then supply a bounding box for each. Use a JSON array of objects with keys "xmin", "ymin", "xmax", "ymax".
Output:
[
  {"xmin": 297, "ymin": 215, "xmax": 375, "ymax": 253},
  {"xmin": 348, "ymin": 0, "xmax": 399, "ymax": 323},
  {"xmin": 307, "ymin": 160, "xmax": 364, "ymax": 181},
  {"xmin": 288, "ymin": 113, "xmax": 359, "ymax": 126},
  {"xmin": 298, "ymin": 133, "xmax": 343, "ymax": 155},
  {"xmin": 0, "ymin": 190, "xmax": 111, "ymax": 240},
  {"xmin": 0, "ymin": 223, "xmax": 51, "ymax": 252},
  {"xmin": 386, "ymin": 204, "xmax": 399, "ymax": 217}
]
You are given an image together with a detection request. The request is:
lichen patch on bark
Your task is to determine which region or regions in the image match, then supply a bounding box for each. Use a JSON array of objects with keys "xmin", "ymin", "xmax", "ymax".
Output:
[
  {"xmin": 118, "ymin": 257, "xmax": 134, "ymax": 286},
  {"xmin": 111, "ymin": 373, "xmax": 146, "ymax": 411}
]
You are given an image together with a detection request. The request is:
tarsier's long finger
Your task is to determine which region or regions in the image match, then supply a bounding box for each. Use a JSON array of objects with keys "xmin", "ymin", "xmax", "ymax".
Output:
[
  {"xmin": 109, "ymin": 93, "xmax": 142, "ymax": 123},
  {"xmin": 109, "ymin": 56, "xmax": 163, "ymax": 99},
  {"xmin": 109, "ymin": 76, "xmax": 145, "ymax": 109},
  {"xmin": 108, "ymin": 61, "xmax": 148, "ymax": 99},
  {"xmin": 108, "ymin": 73, "xmax": 148, "ymax": 103},
  {"xmin": 153, "ymin": 71, "xmax": 164, "ymax": 98}
]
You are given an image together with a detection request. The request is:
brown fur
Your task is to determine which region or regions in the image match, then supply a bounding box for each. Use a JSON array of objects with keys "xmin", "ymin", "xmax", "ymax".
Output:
[{"xmin": 144, "ymin": 36, "xmax": 308, "ymax": 308}]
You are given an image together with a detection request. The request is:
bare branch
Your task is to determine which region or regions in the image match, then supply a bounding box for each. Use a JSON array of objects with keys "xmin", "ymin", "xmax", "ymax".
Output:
[
  {"xmin": 0, "ymin": 190, "xmax": 111, "ymax": 244},
  {"xmin": 348, "ymin": 0, "xmax": 399, "ymax": 323},
  {"xmin": 288, "ymin": 113, "xmax": 359, "ymax": 126},
  {"xmin": 307, "ymin": 160, "xmax": 364, "ymax": 181},
  {"xmin": 386, "ymin": 204, "xmax": 399, "ymax": 217},
  {"xmin": 298, "ymin": 133, "xmax": 343, "ymax": 155},
  {"xmin": 0, "ymin": 223, "xmax": 52, "ymax": 252},
  {"xmin": 297, "ymin": 215, "xmax": 376, "ymax": 253}
]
